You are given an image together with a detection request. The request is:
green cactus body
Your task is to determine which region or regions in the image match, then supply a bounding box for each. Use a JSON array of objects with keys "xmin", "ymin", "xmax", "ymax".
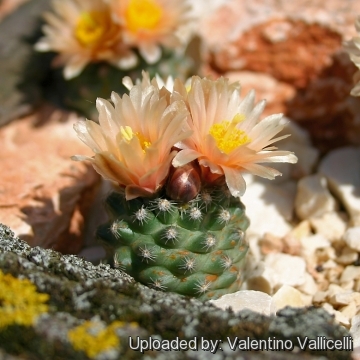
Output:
[{"xmin": 97, "ymin": 187, "xmax": 249, "ymax": 301}]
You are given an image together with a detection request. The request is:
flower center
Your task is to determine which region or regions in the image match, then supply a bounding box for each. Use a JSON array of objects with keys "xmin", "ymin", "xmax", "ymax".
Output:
[
  {"xmin": 209, "ymin": 114, "xmax": 250, "ymax": 154},
  {"xmin": 75, "ymin": 11, "xmax": 108, "ymax": 47},
  {"xmin": 125, "ymin": 0, "xmax": 162, "ymax": 33},
  {"xmin": 120, "ymin": 126, "xmax": 151, "ymax": 152}
]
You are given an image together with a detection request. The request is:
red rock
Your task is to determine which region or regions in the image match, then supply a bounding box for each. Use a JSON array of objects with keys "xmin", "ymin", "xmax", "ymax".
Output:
[
  {"xmin": 204, "ymin": 19, "xmax": 342, "ymax": 89},
  {"xmin": 198, "ymin": 0, "xmax": 360, "ymax": 153},
  {"xmin": 0, "ymin": 105, "xmax": 100, "ymax": 254}
]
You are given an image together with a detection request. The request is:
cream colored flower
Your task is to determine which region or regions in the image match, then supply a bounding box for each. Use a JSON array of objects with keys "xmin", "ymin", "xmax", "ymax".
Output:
[
  {"xmin": 72, "ymin": 79, "xmax": 191, "ymax": 200},
  {"xmin": 110, "ymin": 0, "xmax": 192, "ymax": 64},
  {"xmin": 35, "ymin": 0, "xmax": 137, "ymax": 79},
  {"xmin": 344, "ymin": 16, "xmax": 360, "ymax": 96},
  {"xmin": 172, "ymin": 76, "xmax": 298, "ymax": 198}
]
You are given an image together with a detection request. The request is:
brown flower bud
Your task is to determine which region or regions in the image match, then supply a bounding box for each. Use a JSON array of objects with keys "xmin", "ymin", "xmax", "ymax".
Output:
[{"xmin": 166, "ymin": 163, "xmax": 201, "ymax": 203}]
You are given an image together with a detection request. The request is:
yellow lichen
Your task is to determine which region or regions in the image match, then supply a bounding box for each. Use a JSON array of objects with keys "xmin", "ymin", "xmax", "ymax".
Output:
[
  {"xmin": 0, "ymin": 270, "xmax": 49, "ymax": 329},
  {"xmin": 68, "ymin": 320, "xmax": 135, "ymax": 358}
]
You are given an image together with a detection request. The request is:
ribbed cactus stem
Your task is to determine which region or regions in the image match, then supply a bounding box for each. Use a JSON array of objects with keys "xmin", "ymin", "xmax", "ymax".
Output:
[{"xmin": 97, "ymin": 186, "xmax": 249, "ymax": 300}]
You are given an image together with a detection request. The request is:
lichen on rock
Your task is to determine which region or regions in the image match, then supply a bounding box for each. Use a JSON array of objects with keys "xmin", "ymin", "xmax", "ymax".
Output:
[{"xmin": 0, "ymin": 223, "xmax": 353, "ymax": 359}]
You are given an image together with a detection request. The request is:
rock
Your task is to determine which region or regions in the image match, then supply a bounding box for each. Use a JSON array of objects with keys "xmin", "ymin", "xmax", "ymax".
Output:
[
  {"xmin": 271, "ymin": 285, "xmax": 307, "ymax": 311},
  {"xmin": 310, "ymin": 211, "xmax": 348, "ymax": 243},
  {"xmin": 245, "ymin": 261, "xmax": 277, "ymax": 295},
  {"xmin": 313, "ymin": 291, "xmax": 327, "ymax": 304},
  {"xmin": 322, "ymin": 303, "xmax": 351, "ymax": 328},
  {"xmin": 203, "ymin": 17, "xmax": 342, "ymax": 88},
  {"xmin": 330, "ymin": 291, "xmax": 360, "ymax": 307},
  {"xmin": 336, "ymin": 246, "xmax": 359, "ymax": 265},
  {"xmin": 241, "ymin": 175, "xmax": 294, "ymax": 237},
  {"xmin": 0, "ymin": 107, "xmax": 100, "ymax": 253},
  {"xmin": 199, "ymin": 0, "xmax": 360, "ymax": 153},
  {"xmin": 340, "ymin": 302, "xmax": 357, "ymax": 321},
  {"xmin": 258, "ymin": 233, "xmax": 283, "ymax": 255},
  {"xmin": 285, "ymin": 53, "xmax": 360, "ymax": 153},
  {"xmin": 210, "ymin": 290, "xmax": 275, "ymax": 316},
  {"xmin": 0, "ymin": 0, "xmax": 52, "ymax": 126},
  {"xmin": 300, "ymin": 234, "xmax": 330, "ymax": 259},
  {"xmin": 264, "ymin": 253, "xmax": 306, "ymax": 288},
  {"xmin": 343, "ymin": 227, "xmax": 360, "ymax": 252},
  {"xmin": 351, "ymin": 314, "xmax": 360, "ymax": 349},
  {"xmin": 0, "ymin": 224, "xmax": 352, "ymax": 360},
  {"xmin": 296, "ymin": 273, "xmax": 318, "ymax": 296},
  {"xmin": 319, "ymin": 147, "xmax": 360, "ymax": 226},
  {"xmin": 324, "ymin": 264, "xmax": 345, "ymax": 284},
  {"xmin": 340, "ymin": 266, "xmax": 360, "ymax": 284},
  {"xmin": 295, "ymin": 174, "xmax": 337, "ymax": 220},
  {"xmin": 282, "ymin": 220, "xmax": 310, "ymax": 256}
]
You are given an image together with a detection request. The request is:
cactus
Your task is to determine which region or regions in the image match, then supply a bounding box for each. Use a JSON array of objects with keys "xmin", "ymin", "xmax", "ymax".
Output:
[
  {"xmin": 72, "ymin": 72, "xmax": 297, "ymax": 301},
  {"xmin": 97, "ymin": 184, "xmax": 249, "ymax": 301}
]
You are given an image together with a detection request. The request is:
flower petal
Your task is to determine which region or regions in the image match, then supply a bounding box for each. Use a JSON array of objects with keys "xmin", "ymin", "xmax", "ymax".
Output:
[
  {"xmin": 222, "ymin": 166, "xmax": 246, "ymax": 198},
  {"xmin": 172, "ymin": 149, "xmax": 202, "ymax": 167}
]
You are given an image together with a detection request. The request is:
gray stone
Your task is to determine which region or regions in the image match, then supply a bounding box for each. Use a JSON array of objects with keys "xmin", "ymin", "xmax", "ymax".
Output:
[
  {"xmin": 0, "ymin": 0, "xmax": 52, "ymax": 126},
  {"xmin": 0, "ymin": 223, "xmax": 352, "ymax": 360}
]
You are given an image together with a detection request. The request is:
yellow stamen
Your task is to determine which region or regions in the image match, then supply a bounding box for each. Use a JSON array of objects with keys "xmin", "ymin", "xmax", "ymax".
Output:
[
  {"xmin": 120, "ymin": 126, "xmax": 134, "ymax": 142},
  {"xmin": 209, "ymin": 114, "xmax": 250, "ymax": 154},
  {"xmin": 125, "ymin": 0, "xmax": 162, "ymax": 33},
  {"xmin": 75, "ymin": 11, "xmax": 108, "ymax": 47},
  {"xmin": 120, "ymin": 126, "xmax": 151, "ymax": 152}
]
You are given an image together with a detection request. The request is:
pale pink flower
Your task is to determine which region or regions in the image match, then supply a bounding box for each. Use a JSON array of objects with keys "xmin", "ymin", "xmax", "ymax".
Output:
[
  {"xmin": 72, "ymin": 80, "xmax": 191, "ymax": 200},
  {"xmin": 110, "ymin": 0, "xmax": 192, "ymax": 64},
  {"xmin": 35, "ymin": 0, "xmax": 137, "ymax": 79},
  {"xmin": 172, "ymin": 76, "xmax": 298, "ymax": 198}
]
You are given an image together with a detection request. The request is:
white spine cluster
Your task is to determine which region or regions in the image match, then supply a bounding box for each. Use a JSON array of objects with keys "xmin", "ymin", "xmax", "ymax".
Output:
[
  {"xmin": 202, "ymin": 233, "xmax": 217, "ymax": 250},
  {"xmin": 180, "ymin": 256, "xmax": 196, "ymax": 273},
  {"xmin": 138, "ymin": 245, "xmax": 156, "ymax": 263},
  {"xmin": 189, "ymin": 206, "xmax": 202, "ymax": 221},
  {"xmin": 194, "ymin": 279, "xmax": 212, "ymax": 294},
  {"xmin": 221, "ymin": 255, "xmax": 233, "ymax": 270},
  {"xmin": 134, "ymin": 206, "xmax": 150, "ymax": 224},
  {"xmin": 151, "ymin": 198, "xmax": 174, "ymax": 213},
  {"xmin": 110, "ymin": 220, "xmax": 126, "ymax": 239},
  {"xmin": 113, "ymin": 252, "xmax": 125, "ymax": 270},
  {"xmin": 161, "ymin": 226, "xmax": 178, "ymax": 243},
  {"xmin": 150, "ymin": 277, "xmax": 167, "ymax": 291},
  {"xmin": 218, "ymin": 208, "xmax": 231, "ymax": 224}
]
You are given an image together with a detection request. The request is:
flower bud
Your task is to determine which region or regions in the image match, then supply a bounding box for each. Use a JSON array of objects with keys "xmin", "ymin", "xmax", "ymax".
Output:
[{"xmin": 166, "ymin": 163, "xmax": 201, "ymax": 203}]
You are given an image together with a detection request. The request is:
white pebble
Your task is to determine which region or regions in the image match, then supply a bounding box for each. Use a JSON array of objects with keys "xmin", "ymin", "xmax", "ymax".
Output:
[
  {"xmin": 210, "ymin": 290, "xmax": 275, "ymax": 316},
  {"xmin": 343, "ymin": 227, "xmax": 360, "ymax": 252}
]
